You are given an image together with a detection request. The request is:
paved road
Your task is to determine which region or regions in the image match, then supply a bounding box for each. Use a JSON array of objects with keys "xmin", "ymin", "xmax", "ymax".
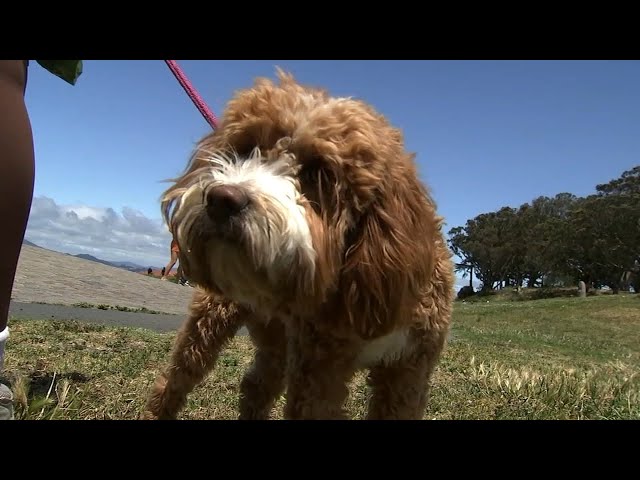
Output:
[
  {"xmin": 9, "ymin": 301, "xmax": 186, "ymax": 333},
  {"xmin": 9, "ymin": 301, "xmax": 251, "ymax": 335}
]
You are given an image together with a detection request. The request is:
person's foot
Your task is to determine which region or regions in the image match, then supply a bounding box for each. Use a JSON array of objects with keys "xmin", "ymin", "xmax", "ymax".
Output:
[{"xmin": 0, "ymin": 383, "xmax": 14, "ymax": 420}]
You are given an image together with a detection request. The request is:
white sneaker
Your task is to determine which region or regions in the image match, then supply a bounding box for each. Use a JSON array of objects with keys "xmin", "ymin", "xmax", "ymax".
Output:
[
  {"xmin": 0, "ymin": 327, "xmax": 13, "ymax": 420},
  {"xmin": 0, "ymin": 384, "xmax": 13, "ymax": 421}
]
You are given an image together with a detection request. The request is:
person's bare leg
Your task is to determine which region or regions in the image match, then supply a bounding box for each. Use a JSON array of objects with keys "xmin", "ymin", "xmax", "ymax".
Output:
[
  {"xmin": 162, "ymin": 251, "xmax": 178, "ymax": 280},
  {"xmin": 0, "ymin": 60, "xmax": 35, "ymax": 420},
  {"xmin": 177, "ymin": 263, "xmax": 184, "ymax": 282}
]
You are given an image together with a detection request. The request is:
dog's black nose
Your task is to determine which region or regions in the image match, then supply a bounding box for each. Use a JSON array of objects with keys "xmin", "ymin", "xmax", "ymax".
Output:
[{"xmin": 205, "ymin": 185, "xmax": 249, "ymax": 220}]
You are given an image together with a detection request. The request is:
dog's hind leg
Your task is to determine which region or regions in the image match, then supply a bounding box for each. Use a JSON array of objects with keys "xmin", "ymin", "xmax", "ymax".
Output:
[
  {"xmin": 142, "ymin": 291, "xmax": 245, "ymax": 420},
  {"xmin": 238, "ymin": 317, "xmax": 287, "ymax": 420},
  {"xmin": 365, "ymin": 328, "xmax": 447, "ymax": 420},
  {"xmin": 284, "ymin": 319, "xmax": 359, "ymax": 420}
]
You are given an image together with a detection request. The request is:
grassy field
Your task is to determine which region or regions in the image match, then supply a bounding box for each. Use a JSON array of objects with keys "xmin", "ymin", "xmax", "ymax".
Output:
[{"xmin": 2, "ymin": 293, "xmax": 639, "ymax": 420}]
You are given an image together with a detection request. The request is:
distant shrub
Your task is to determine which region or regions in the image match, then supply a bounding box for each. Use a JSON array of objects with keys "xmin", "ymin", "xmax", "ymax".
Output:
[
  {"xmin": 514, "ymin": 287, "xmax": 579, "ymax": 301},
  {"xmin": 457, "ymin": 285, "xmax": 476, "ymax": 300}
]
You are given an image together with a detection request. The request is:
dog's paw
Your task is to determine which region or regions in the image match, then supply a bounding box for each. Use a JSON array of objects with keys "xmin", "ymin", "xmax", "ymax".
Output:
[{"xmin": 139, "ymin": 410, "xmax": 159, "ymax": 420}]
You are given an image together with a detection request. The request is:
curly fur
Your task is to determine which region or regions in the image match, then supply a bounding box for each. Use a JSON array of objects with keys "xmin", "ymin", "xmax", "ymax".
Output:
[{"xmin": 142, "ymin": 69, "xmax": 455, "ymax": 420}]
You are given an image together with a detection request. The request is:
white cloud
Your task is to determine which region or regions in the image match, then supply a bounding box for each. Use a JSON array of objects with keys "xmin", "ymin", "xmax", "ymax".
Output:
[{"xmin": 25, "ymin": 196, "xmax": 173, "ymax": 268}]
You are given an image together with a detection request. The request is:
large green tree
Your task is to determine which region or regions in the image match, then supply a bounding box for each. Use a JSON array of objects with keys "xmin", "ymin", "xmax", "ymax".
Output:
[
  {"xmin": 447, "ymin": 166, "xmax": 638, "ymax": 293},
  {"xmin": 562, "ymin": 166, "xmax": 640, "ymax": 292}
]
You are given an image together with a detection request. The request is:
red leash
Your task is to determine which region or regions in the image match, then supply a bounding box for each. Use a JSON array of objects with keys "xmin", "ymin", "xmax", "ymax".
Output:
[{"xmin": 164, "ymin": 60, "xmax": 219, "ymax": 130}]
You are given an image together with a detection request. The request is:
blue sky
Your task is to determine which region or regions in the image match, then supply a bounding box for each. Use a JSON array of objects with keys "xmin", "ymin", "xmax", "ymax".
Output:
[{"xmin": 23, "ymin": 60, "xmax": 640, "ymax": 285}]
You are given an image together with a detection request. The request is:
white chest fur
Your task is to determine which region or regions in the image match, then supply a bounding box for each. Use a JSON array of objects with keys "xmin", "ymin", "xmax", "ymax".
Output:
[{"xmin": 355, "ymin": 329, "xmax": 413, "ymax": 368}]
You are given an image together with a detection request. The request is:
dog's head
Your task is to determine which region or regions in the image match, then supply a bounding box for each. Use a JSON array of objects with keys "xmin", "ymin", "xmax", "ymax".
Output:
[{"xmin": 162, "ymin": 69, "xmax": 443, "ymax": 330}]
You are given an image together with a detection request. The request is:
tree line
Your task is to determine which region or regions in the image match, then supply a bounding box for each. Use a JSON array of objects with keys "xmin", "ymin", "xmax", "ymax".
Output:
[{"xmin": 448, "ymin": 166, "xmax": 640, "ymax": 294}]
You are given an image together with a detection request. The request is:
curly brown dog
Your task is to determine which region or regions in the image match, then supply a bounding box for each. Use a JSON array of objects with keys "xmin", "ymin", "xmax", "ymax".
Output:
[{"xmin": 143, "ymin": 69, "xmax": 455, "ymax": 420}]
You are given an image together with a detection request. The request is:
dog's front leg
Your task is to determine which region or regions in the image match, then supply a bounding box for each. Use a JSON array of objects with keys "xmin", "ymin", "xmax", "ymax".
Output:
[
  {"xmin": 142, "ymin": 292, "xmax": 245, "ymax": 420},
  {"xmin": 239, "ymin": 318, "xmax": 287, "ymax": 420},
  {"xmin": 284, "ymin": 319, "xmax": 359, "ymax": 420}
]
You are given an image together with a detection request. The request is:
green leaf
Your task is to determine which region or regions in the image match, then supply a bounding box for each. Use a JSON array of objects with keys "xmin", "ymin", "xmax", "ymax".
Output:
[{"xmin": 35, "ymin": 60, "xmax": 83, "ymax": 85}]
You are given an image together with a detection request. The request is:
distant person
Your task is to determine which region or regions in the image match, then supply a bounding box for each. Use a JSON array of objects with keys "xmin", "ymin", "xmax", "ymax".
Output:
[
  {"xmin": 161, "ymin": 237, "xmax": 183, "ymax": 281},
  {"xmin": 161, "ymin": 267, "xmax": 166, "ymax": 277},
  {"xmin": 147, "ymin": 267, "xmax": 152, "ymax": 276}
]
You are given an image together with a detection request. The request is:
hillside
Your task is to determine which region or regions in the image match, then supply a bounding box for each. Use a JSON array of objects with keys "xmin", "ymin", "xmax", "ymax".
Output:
[
  {"xmin": 22, "ymin": 239, "xmax": 41, "ymax": 248},
  {"xmin": 23, "ymin": 238, "xmax": 155, "ymax": 273},
  {"xmin": 11, "ymin": 245, "xmax": 193, "ymax": 315},
  {"xmin": 70, "ymin": 253, "xmax": 149, "ymax": 273}
]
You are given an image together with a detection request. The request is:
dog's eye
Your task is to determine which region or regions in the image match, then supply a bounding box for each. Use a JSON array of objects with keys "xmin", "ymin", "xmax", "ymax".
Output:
[
  {"xmin": 299, "ymin": 157, "xmax": 325, "ymax": 183},
  {"xmin": 299, "ymin": 157, "xmax": 336, "ymax": 202},
  {"xmin": 298, "ymin": 165, "xmax": 317, "ymax": 183},
  {"xmin": 299, "ymin": 166, "xmax": 327, "ymax": 190}
]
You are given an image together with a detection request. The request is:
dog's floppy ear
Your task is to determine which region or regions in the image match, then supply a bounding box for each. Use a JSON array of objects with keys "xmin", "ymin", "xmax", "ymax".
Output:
[{"xmin": 339, "ymin": 177, "xmax": 439, "ymax": 338}]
